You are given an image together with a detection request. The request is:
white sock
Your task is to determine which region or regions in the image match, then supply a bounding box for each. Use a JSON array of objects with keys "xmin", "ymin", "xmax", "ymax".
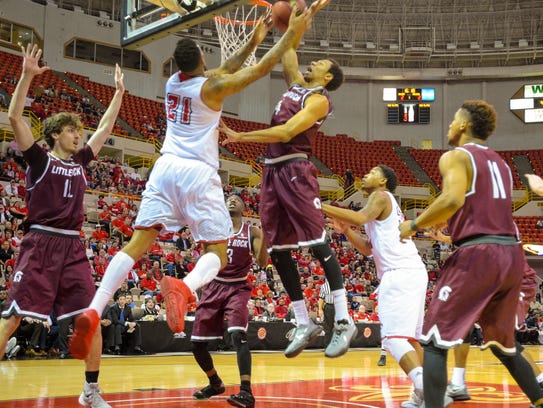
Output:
[
  {"xmin": 381, "ymin": 348, "xmax": 387, "ymax": 356},
  {"xmin": 331, "ymin": 289, "xmax": 350, "ymax": 322},
  {"xmin": 451, "ymin": 367, "xmax": 466, "ymax": 387},
  {"xmin": 291, "ymin": 300, "xmax": 310, "ymax": 325},
  {"xmin": 90, "ymin": 251, "xmax": 135, "ymax": 314},
  {"xmin": 183, "ymin": 252, "xmax": 221, "ymax": 293},
  {"xmin": 408, "ymin": 366, "xmax": 423, "ymax": 391},
  {"xmin": 537, "ymin": 372, "xmax": 543, "ymax": 384}
]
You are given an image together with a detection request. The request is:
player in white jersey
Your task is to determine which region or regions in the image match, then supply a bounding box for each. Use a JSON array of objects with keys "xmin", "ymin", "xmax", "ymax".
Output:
[
  {"xmin": 323, "ymin": 165, "xmax": 430, "ymax": 408},
  {"xmin": 70, "ymin": 0, "xmax": 331, "ymax": 360}
]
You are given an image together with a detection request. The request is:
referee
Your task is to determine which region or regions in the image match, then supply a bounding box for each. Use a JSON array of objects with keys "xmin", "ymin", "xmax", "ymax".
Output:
[{"xmin": 318, "ymin": 279, "xmax": 335, "ymax": 347}]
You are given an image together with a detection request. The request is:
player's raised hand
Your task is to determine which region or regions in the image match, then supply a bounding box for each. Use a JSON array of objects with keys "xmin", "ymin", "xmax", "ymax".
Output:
[
  {"xmin": 307, "ymin": 0, "xmax": 331, "ymax": 17},
  {"xmin": 526, "ymin": 174, "xmax": 543, "ymax": 196},
  {"xmin": 114, "ymin": 63, "xmax": 125, "ymax": 94},
  {"xmin": 219, "ymin": 119, "xmax": 241, "ymax": 145},
  {"xmin": 21, "ymin": 44, "xmax": 50, "ymax": 77},
  {"xmin": 251, "ymin": 11, "xmax": 274, "ymax": 45}
]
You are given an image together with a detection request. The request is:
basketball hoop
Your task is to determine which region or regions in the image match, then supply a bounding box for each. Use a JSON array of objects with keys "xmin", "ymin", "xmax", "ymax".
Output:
[{"xmin": 214, "ymin": 0, "xmax": 271, "ymax": 67}]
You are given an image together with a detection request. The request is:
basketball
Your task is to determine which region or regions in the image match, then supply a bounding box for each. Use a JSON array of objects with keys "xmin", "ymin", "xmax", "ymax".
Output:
[{"xmin": 271, "ymin": 0, "xmax": 307, "ymax": 32}]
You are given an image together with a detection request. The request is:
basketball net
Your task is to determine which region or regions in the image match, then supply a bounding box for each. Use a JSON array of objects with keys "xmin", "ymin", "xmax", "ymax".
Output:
[{"xmin": 214, "ymin": 0, "xmax": 271, "ymax": 67}]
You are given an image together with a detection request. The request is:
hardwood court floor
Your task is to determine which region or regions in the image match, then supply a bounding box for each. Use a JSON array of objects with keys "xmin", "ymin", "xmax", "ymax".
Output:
[{"xmin": 0, "ymin": 346, "xmax": 541, "ymax": 407}]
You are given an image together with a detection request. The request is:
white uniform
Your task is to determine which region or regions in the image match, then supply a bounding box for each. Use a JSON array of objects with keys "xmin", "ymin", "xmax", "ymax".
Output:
[
  {"xmin": 364, "ymin": 191, "xmax": 427, "ymax": 339},
  {"xmin": 135, "ymin": 73, "xmax": 232, "ymax": 242}
]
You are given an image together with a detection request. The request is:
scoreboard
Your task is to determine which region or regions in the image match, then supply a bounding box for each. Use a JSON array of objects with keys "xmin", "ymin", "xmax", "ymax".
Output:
[{"xmin": 383, "ymin": 88, "xmax": 434, "ymax": 124}]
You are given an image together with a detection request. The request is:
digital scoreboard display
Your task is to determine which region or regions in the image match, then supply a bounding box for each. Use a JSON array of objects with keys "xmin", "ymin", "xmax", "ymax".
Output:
[
  {"xmin": 383, "ymin": 88, "xmax": 434, "ymax": 124},
  {"xmin": 382, "ymin": 88, "xmax": 435, "ymax": 102},
  {"xmin": 387, "ymin": 103, "xmax": 431, "ymax": 124}
]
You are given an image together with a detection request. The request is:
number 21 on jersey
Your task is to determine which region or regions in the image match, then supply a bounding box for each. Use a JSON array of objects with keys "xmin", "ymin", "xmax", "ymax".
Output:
[{"xmin": 167, "ymin": 93, "xmax": 192, "ymax": 125}]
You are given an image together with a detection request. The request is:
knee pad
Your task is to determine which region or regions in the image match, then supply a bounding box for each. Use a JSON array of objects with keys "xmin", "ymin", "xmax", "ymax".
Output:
[
  {"xmin": 382, "ymin": 337, "xmax": 415, "ymax": 363},
  {"xmin": 230, "ymin": 330, "xmax": 247, "ymax": 349}
]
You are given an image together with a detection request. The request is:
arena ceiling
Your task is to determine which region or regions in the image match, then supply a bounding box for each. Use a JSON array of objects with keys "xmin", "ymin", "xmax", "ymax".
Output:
[{"xmin": 34, "ymin": 0, "xmax": 543, "ymax": 70}]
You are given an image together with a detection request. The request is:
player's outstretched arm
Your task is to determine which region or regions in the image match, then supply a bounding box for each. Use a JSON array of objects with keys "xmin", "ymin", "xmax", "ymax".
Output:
[
  {"xmin": 220, "ymin": 92, "xmax": 327, "ymax": 144},
  {"xmin": 399, "ymin": 150, "xmax": 468, "ymax": 241},
  {"xmin": 87, "ymin": 63, "xmax": 125, "ymax": 156},
  {"xmin": 526, "ymin": 174, "xmax": 543, "ymax": 196},
  {"xmin": 322, "ymin": 191, "xmax": 387, "ymax": 227},
  {"xmin": 208, "ymin": 12, "xmax": 273, "ymax": 77},
  {"xmin": 203, "ymin": 5, "xmax": 311, "ymax": 108},
  {"xmin": 281, "ymin": 0, "xmax": 331, "ymax": 86},
  {"xmin": 8, "ymin": 44, "xmax": 50, "ymax": 152},
  {"xmin": 328, "ymin": 217, "xmax": 372, "ymax": 256}
]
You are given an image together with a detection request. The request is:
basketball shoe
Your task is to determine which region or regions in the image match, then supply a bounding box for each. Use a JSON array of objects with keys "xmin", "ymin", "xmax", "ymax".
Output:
[
  {"xmin": 284, "ymin": 320, "xmax": 323, "ymax": 358},
  {"xmin": 4, "ymin": 337, "xmax": 19, "ymax": 360},
  {"xmin": 227, "ymin": 389, "xmax": 255, "ymax": 408},
  {"xmin": 79, "ymin": 382, "xmax": 111, "ymax": 408},
  {"xmin": 401, "ymin": 388, "xmax": 423, "ymax": 407},
  {"xmin": 193, "ymin": 382, "xmax": 225, "ymax": 400},
  {"xmin": 161, "ymin": 276, "xmax": 196, "ymax": 333},
  {"xmin": 377, "ymin": 353, "xmax": 387, "ymax": 366},
  {"xmin": 446, "ymin": 383, "xmax": 471, "ymax": 401},
  {"xmin": 70, "ymin": 309, "xmax": 100, "ymax": 360},
  {"xmin": 324, "ymin": 319, "xmax": 358, "ymax": 358}
]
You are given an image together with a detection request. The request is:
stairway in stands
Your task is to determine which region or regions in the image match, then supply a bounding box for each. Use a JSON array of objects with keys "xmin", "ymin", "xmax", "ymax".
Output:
[{"xmin": 394, "ymin": 145, "xmax": 438, "ymax": 190}]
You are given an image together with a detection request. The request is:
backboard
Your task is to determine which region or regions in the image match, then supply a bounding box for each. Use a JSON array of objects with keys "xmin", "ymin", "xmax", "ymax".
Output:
[{"xmin": 121, "ymin": 0, "xmax": 252, "ymax": 49}]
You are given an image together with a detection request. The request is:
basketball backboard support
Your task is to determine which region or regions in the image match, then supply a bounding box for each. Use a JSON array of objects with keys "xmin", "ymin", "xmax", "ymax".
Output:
[{"xmin": 121, "ymin": 0, "xmax": 251, "ymax": 49}]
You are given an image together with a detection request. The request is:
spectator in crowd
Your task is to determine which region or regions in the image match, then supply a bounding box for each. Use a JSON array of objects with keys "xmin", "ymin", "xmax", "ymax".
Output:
[
  {"xmin": 92, "ymin": 224, "xmax": 109, "ymax": 241},
  {"xmin": 109, "ymin": 294, "xmax": 144, "ymax": 355},
  {"xmin": 261, "ymin": 302, "xmax": 279, "ymax": 321},
  {"xmin": 141, "ymin": 298, "xmax": 160, "ymax": 321},
  {"xmin": 275, "ymin": 298, "xmax": 289, "ymax": 319},
  {"xmin": 139, "ymin": 271, "xmax": 159, "ymax": 297}
]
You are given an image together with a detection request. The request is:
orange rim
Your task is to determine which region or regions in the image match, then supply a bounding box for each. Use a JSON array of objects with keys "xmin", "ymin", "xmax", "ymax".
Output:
[{"xmin": 214, "ymin": 0, "xmax": 271, "ymax": 26}]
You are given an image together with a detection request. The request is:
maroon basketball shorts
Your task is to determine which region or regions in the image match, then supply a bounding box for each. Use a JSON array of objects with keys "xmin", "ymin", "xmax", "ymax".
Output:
[
  {"xmin": 421, "ymin": 243, "xmax": 524, "ymax": 353},
  {"xmin": 191, "ymin": 280, "xmax": 252, "ymax": 340},
  {"xmin": 260, "ymin": 160, "xmax": 327, "ymax": 249},
  {"xmin": 2, "ymin": 230, "xmax": 95, "ymax": 321}
]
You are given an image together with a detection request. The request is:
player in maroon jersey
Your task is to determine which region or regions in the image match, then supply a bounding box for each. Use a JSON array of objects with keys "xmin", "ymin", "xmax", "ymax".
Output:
[
  {"xmin": 221, "ymin": 38, "xmax": 357, "ymax": 360},
  {"xmin": 190, "ymin": 195, "xmax": 268, "ymax": 408},
  {"xmin": 0, "ymin": 44, "xmax": 124, "ymax": 408},
  {"xmin": 399, "ymin": 100, "xmax": 543, "ymax": 408}
]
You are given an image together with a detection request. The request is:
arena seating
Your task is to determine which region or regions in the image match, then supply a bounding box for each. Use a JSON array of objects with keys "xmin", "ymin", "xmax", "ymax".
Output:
[
  {"xmin": 67, "ymin": 72, "xmax": 159, "ymax": 138},
  {"xmin": 409, "ymin": 148, "xmax": 446, "ymax": 187},
  {"xmin": 514, "ymin": 216, "xmax": 543, "ymax": 243},
  {"xmin": 312, "ymin": 133, "xmax": 420, "ymax": 185}
]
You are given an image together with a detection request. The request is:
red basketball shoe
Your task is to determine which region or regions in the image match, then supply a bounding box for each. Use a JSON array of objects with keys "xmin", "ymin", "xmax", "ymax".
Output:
[
  {"xmin": 161, "ymin": 276, "xmax": 195, "ymax": 333},
  {"xmin": 69, "ymin": 309, "xmax": 100, "ymax": 360}
]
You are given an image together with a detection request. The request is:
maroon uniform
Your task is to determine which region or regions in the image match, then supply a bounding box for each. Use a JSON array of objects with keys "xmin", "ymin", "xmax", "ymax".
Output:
[
  {"xmin": 261, "ymin": 85, "xmax": 332, "ymax": 249},
  {"xmin": 2, "ymin": 143, "xmax": 96, "ymax": 321},
  {"xmin": 191, "ymin": 223, "xmax": 254, "ymax": 340},
  {"xmin": 422, "ymin": 143, "xmax": 524, "ymax": 352}
]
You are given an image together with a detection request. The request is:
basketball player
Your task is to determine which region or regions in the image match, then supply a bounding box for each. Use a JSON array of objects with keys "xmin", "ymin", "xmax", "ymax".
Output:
[
  {"xmin": 220, "ymin": 35, "xmax": 357, "ymax": 359},
  {"xmin": 323, "ymin": 165, "xmax": 430, "ymax": 407},
  {"xmin": 427, "ymin": 226, "xmax": 543, "ymax": 401},
  {"xmin": 191, "ymin": 195, "xmax": 267, "ymax": 408},
  {"xmin": 70, "ymin": 0, "xmax": 330, "ymax": 360},
  {"xmin": 399, "ymin": 100, "xmax": 543, "ymax": 408},
  {"xmin": 0, "ymin": 44, "xmax": 125, "ymax": 408}
]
